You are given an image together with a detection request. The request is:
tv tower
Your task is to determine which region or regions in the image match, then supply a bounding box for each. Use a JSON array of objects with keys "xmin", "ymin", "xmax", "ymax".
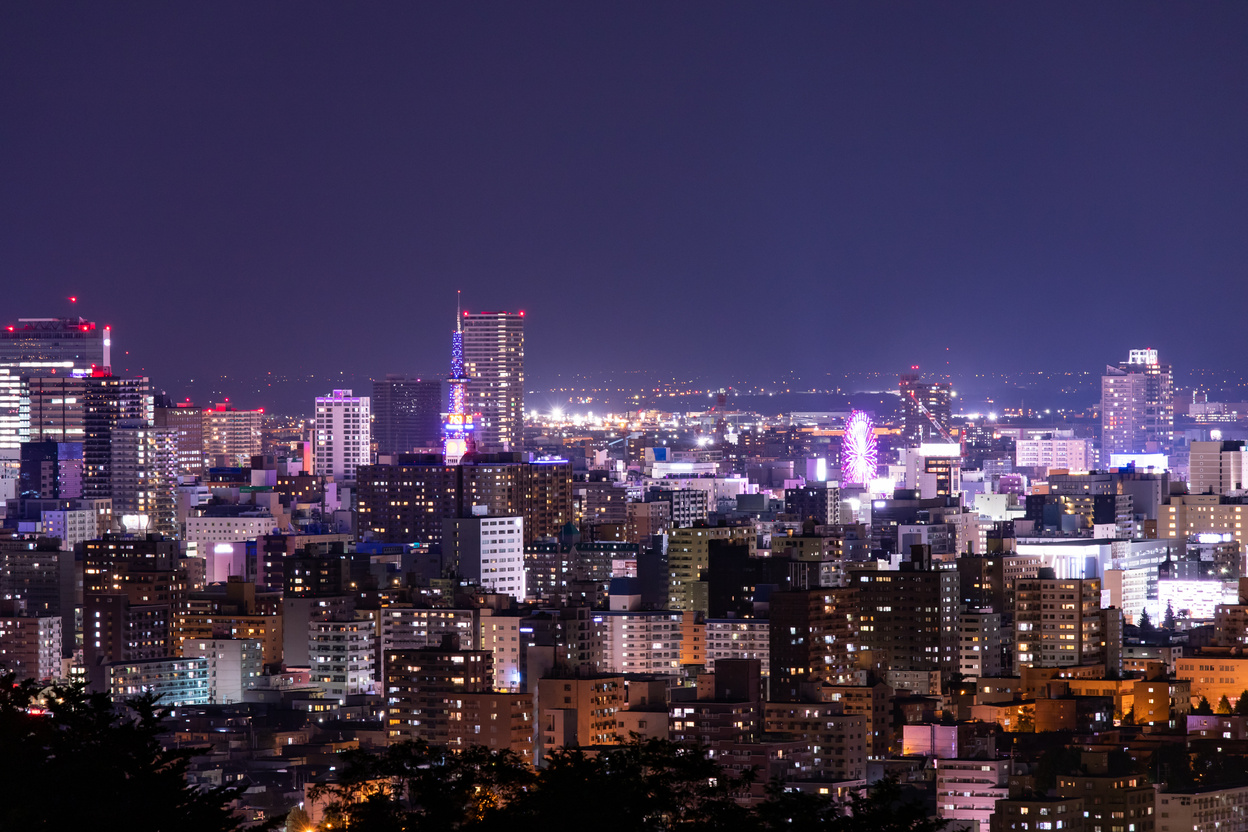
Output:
[{"xmin": 442, "ymin": 292, "xmax": 475, "ymax": 464}]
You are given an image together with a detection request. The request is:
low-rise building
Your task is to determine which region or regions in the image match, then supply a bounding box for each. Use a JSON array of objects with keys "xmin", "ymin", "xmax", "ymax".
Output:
[
  {"xmin": 1158, "ymin": 784, "xmax": 1248, "ymax": 832},
  {"xmin": 108, "ymin": 656, "xmax": 210, "ymax": 706}
]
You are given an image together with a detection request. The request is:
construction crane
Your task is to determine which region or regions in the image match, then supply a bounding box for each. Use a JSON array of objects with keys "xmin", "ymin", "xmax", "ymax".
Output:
[{"xmin": 906, "ymin": 388, "xmax": 956, "ymax": 445}]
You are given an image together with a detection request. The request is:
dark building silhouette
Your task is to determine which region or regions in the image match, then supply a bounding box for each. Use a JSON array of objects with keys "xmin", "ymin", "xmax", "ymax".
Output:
[{"xmin": 372, "ymin": 375, "xmax": 443, "ymax": 455}]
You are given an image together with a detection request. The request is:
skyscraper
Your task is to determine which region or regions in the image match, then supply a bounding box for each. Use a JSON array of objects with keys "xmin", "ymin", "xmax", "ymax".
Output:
[
  {"xmin": 898, "ymin": 373, "xmax": 953, "ymax": 447},
  {"xmin": 463, "ymin": 310, "xmax": 524, "ymax": 453},
  {"xmin": 0, "ymin": 317, "xmax": 111, "ymax": 451},
  {"xmin": 1101, "ymin": 348, "xmax": 1174, "ymax": 458},
  {"xmin": 25, "ymin": 374, "xmax": 151, "ymax": 500},
  {"xmin": 373, "ymin": 375, "xmax": 442, "ymax": 456},
  {"xmin": 313, "ymin": 389, "xmax": 371, "ymax": 480},
  {"xmin": 0, "ymin": 317, "xmax": 110, "ymax": 369}
]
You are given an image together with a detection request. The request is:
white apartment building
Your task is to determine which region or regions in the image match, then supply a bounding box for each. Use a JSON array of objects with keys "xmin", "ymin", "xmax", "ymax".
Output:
[
  {"xmin": 935, "ymin": 758, "xmax": 1009, "ymax": 832},
  {"xmin": 1015, "ymin": 437, "xmax": 1090, "ymax": 472},
  {"xmin": 308, "ymin": 617, "xmax": 376, "ymax": 702},
  {"xmin": 443, "ymin": 515, "xmax": 526, "ymax": 601},
  {"xmin": 1189, "ymin": 441, "xmax": 1248, "ymax": 496},
  {"xmin": 183, "ymin": 637, "xmax": 263, "ymax": 704},
  {"xmin": 382, "ymin": 606, "xmax": 478, "ymax": 653},
  {"xmin": 314, "ymin": 389, "xmax": 371, "ymax": 481},
  {"xmin": 601, "ymin": 610, "xmax": 683, "ymax": 675},
  {"xmin": 480, "ymin": 611, "xmax": 523, "ymax": 692},
  {"xmin": 1158, "ymin": 783, "xmax": 1248, "ymax": 832},
  {"xmin": 957, "ymin": 611, "xmax": 1002, "ymax": 679},
  {"xmin": 705, "ymin": 619, "xmax": 769, "ymax": 676},
  {"xmin": 40, "ymin": 508, "xmax": 96, "ymax": 551},
  {"xmin": 185, "ymin": 514, "xmax": 278, "ymax": 550}
]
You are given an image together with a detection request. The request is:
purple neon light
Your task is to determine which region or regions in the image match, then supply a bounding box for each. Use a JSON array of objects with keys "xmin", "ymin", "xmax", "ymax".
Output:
[{"xmin": 841, "ymin": 410, "xmax": 878, "ymax": 485}]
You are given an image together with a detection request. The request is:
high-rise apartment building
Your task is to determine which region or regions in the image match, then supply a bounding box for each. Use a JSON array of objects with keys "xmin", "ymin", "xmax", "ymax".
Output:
[
  {"xmin": 25, "ymin": 375, "xmax": 151, "ymax": 501},
  {"xmin": 202, "ymin": 402, "xmax": 263, "ymax": 467},
  {"xmin": 899, "ymin": 373, "xmax": 953, "ymax": 447},
  {"xmin": 153, "ymin": 398, "xmax": 205, "ymax": 477},
  {"xmin": 442, "ymin": 515, "xmax": 527, "ymax": 601},
  {"xmin": 769, "ymin": 587, "xmax": 859, "ymax": 700},
  {"xmin": 385, "ymin": 645, "xmax": 493, "ymax": 743},
  {"xmin": 1101, "ymin": 348, "xmax": 1174, "ymax": 458},
  {"xmin": 1014, "ymin": 576, "xmax": 1104, "ymax": 668},
  {"xmin": 463, "ymin": 310, "xmax": 524, "ymax": 453},
  {"xmin": 313, "ymin": 389, "xmax": 371, "ymax": 481},
  {"xmin": 854, "ymin": 550, "xmax": 961, "ymax": 681},
  {"xmin": 1015, "ymin": 437, "xmax": 1091, "ymax": 472},
  {"xmin": 372, "ymin": 375, "xmax": 442, "ymax": 455},
  {"xmin": 667, "ymin": 525, "xmax": 756, "ymax": 613},
  {"xmin": 83, "ymin": 534, "xmax": 185, "ymax": 691},
  {"xmin": 784, "ymin": 483, "xmax": 841, "ymax": 525},
  {"xmin": 110, "ymin": 423, "xmax": 178, "ymax": 536}
]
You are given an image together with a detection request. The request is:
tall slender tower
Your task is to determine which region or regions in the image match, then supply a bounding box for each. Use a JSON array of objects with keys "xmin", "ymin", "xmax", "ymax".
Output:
[{"xmin": 443, "ymin": 295, "xmax": 475, "ymax": 464}]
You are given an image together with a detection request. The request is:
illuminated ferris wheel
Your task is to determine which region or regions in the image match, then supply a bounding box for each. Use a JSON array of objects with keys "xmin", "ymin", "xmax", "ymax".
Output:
[{"xmin": 840, "ymin": 410, "xmax": 878, "ymax": 485}]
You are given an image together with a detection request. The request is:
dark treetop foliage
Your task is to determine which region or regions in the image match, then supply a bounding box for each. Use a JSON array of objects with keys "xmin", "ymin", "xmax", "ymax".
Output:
[
  {"xmin": 0, "ymin": 673, "xmax": 256, "ymax": 832},
  {"xmin": 311, "ymin": 735, "xmax": 968, "ymax": 832}
]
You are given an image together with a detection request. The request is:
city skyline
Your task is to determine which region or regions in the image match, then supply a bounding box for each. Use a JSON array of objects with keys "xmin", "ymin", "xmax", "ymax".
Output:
[{"xmin": 4, "ymin": 3, "xmax": 1247, "ymax": 394}]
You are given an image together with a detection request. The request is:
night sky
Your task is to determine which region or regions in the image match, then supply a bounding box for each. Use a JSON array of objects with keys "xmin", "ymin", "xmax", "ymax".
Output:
[{"xmin": 3, "ymin": 3, "xmax": 1246, "ymax": 410}]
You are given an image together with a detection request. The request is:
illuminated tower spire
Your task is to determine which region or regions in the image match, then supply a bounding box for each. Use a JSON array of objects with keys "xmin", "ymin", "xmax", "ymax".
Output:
[{"xmin": 443, "ymin": 292, "xmax": 474, "ymax": 464}]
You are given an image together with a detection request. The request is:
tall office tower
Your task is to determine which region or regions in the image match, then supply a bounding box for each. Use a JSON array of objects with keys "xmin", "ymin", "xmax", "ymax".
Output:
[
  {"xmin": 314, "ymin": 389, "xmax": 371, "ymax": 480},
  {"xmin": 154, "ymin": 397, "xmax": 205, "ymax": 477},
  {"xmin": 1101, "ymin": 348, "xmax": 1174, "ymax": 458},
  {"xmin": 898, "ymin": 373, "xmax": 953, "ymax": 447},
  {"xmin": 25, "ymin": 375, "xmax": 150, "ymax": 501},
  {"xmin": 463, "ymin": 310, "xmax": 524, "ymax": 453},
  {"xmin": 0, "ymin": 317, "xmax": 111, "ymax": 451},
  {"xmin": 0, "ymin": 317, "xmax": 110, "ymax": 368},
  {"xmin": 373, "ymin": 375, "xmax": 442, "ymax": 456},
  {"xmin": 110, "ymin": 422, "xmax": 178, "ymax": 536},
  {"xmin": 202, "ymin": 402, "xmax": 263, "ymax": 467}
]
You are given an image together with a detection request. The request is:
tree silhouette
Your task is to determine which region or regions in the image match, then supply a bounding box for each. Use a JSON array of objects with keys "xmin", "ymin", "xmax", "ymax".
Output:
[
  {"xmin": 1163, "ymin": 602, "xmax": 1176, "ymax": 630},
  {"xmin": 1217, "ymin": 695, "xmax": 1233, "ymax": 714},
  {"xmin": 309, "ymin": 736, "xmax": 969, "ymax": 832},
  {"xmin": 0, "ymin": 674, "xmax": 258, "ymax": 832},
  {"xmin": 1194, "ymin": 696, "xmax": 1214, "ymax": 715},
  {"xmin": 1138, "ymin": 609, "xmax": 1154, "ymax": 636},
  {"xmin": 1235, "ymin": 691, "xmax": 1248, "ymax": 716}
]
